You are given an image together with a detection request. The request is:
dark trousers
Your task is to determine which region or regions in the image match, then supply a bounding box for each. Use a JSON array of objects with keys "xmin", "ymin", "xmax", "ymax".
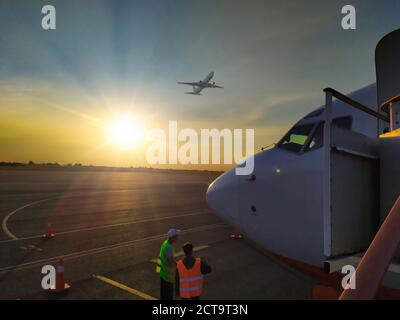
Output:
[{"xmin": 160, "ymin": 277, "xmax": 173, "ymax": 300}]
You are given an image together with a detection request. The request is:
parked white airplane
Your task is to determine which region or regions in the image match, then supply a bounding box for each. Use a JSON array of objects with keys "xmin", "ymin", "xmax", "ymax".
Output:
[
  {"xmin": 177, "ymin": 71, "xmax": 223, "ymax": 95},
  {"xmin": 206, "ymin": 82, "xmax": 400, "ymax": 296},
  {"xmin": 207, "ymin": 83, "xmax": 380, "ymax": 264}
]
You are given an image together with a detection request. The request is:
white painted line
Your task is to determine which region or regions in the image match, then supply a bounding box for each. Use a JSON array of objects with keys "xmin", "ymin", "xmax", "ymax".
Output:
[
  {"xmin": 1, "ymin": 188, "xmax": 214, "ymax": 241},
  {"xmin": 0, "ymin": 209, "xmax": 212, "ymax": 244},
  {"xmin": 2, "ymin": 198, "xmax": 55, "ymax": 240},
  {"xmin": 0, "ymin": 223, "xmax": 226, "ymax": 273}
]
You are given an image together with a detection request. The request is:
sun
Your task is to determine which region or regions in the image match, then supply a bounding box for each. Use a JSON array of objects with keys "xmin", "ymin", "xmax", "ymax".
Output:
[{"xmin": 108, "ymin": 116, "xmax": 144, "ymax": 148}]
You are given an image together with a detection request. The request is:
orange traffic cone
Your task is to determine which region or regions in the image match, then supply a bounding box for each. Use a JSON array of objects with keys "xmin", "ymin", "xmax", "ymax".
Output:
[
  {"xmin": 230, "ymin": 230, "xmax": 243, "ymax": 239},
  {"xmin": 42, "ymin": 222, "xmax": 55, "ymax": 239},
  {"xmin": 50, "ymin": 259, "xmax": 70, "ymax": 293}
]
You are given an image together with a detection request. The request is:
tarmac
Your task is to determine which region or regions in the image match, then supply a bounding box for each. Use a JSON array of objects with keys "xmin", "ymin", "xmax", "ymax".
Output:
[{"xmin": 0, "ymin": 169, "xmax": 315, "ymax": 299}]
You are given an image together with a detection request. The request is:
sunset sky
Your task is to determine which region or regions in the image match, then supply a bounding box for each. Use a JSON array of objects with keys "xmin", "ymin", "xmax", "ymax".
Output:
[{"xmin": 1, "ymin": 0, "xmax": 400, "ymax": 170}]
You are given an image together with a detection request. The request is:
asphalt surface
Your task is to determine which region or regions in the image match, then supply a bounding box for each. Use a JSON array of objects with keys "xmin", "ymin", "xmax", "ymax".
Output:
[{"xmin": 0, "ymin": 169, "xmax": 315, "ymax": 300}]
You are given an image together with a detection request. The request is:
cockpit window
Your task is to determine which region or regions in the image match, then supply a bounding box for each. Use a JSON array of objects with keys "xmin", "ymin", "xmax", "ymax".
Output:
[
  {"xmin": 305, "ymin": 123, "xmax": 324, "ymax": 152},
  {"xmin": 277, "ymin": 116, "xmax": 352, "ymax": 154},
  {"xmin": 277, "ymin": 124, "xmax": 315, "ymax": 153}
]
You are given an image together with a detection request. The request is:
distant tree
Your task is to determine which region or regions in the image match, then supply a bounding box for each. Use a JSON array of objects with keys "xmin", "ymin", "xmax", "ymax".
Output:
[{"xmin": 28, "ymin": 161, "xmax": 35, "ymax": 165}]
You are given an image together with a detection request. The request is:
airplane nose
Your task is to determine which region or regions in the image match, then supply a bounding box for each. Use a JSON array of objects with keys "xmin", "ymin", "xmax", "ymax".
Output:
[{"xmin": 206, "ymin": 168, "xmax": 239, "ymax": 226}]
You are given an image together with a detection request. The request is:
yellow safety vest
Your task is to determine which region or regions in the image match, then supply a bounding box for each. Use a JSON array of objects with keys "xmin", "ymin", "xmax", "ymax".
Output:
[{"xmin": 156, "ymin": 240, "xmax": 174, "ymax": 282}]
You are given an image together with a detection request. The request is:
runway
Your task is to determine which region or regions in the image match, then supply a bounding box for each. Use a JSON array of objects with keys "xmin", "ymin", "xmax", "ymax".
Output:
[{"xmin": 0, "ymin": 169, "xmax": 315, "ymax": 299}]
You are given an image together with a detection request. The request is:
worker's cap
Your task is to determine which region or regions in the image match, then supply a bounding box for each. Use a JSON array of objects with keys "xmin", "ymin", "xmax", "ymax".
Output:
[{"xmin": 167, "ymin": 228, "xmax": 181, "ymax": 238}]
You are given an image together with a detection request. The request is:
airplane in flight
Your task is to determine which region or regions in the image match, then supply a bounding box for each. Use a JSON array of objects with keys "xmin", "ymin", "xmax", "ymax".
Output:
[
  {"xmin": 177, "ymin": 71, "xmax": 223, "ymax": 95},
  {"xmin": 206, "ymin": 29, "xmax": 400, "ymax": 298}
]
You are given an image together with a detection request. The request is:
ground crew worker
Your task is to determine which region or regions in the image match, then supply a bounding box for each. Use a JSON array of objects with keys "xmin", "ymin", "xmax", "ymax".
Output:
[
  {"xmin": 175, "ymin": 242, "xmax": 212, "ymax": 300},
  {"xmin": 156, "ymin": 228, "xmax": 180, "ymax": 300}
]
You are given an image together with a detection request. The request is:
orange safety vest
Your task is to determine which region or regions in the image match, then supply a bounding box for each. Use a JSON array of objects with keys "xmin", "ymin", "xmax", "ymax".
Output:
[{"xmin": 176, "ymin": 258, "xmax": 204, "ymax": 298}]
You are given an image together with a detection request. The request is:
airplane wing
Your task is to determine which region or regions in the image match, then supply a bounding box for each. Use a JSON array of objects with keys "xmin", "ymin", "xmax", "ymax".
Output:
[
  {"xmin": 177, "ymin": 81, "xmax": 199, "ymax": 86},
  {"xmin": 208, "ymin": 84, "xmax": 223, "ymax": 88}
]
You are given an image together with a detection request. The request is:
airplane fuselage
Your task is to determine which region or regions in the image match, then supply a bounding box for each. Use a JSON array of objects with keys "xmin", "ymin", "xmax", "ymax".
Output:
[{"xmin": 207, "ymin": 84, "xmax": 382, "ymax": 268}]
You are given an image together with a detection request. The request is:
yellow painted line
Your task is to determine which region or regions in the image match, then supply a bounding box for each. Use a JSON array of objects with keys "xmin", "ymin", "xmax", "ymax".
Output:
[
  {"xmin": 1, "ymin": 198, "xmax": 54, "ymax": 240},
  {"xmin": 93, "ymin": 275, "xmax": 157, "ymax": 300},
  {"xmin": 150, "ymin": 245, "xmax": 209, "ymax": 263}
]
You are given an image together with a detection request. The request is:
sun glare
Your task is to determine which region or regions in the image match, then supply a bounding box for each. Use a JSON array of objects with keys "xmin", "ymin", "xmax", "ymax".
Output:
[{"xmin": 109, "ymin": 117, "xmax": 144, "ymax": 148}]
